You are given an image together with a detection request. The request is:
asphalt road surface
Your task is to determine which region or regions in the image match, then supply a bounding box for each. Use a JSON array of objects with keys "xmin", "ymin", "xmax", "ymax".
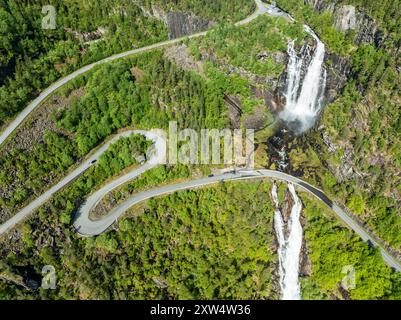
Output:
[
  {"xmin": 1, "ymin": 0, "xmax": 400, "ymax": 273},
  {"xmin": 0, "ymin": 130, "xmax": 165, "ymax": 236},
  {"xmin": 73, "ymin": 168, "xmax": 401, "ymax": 271},
  {"xmin": 0, "ymin": 0, "xmax": 267, "ymax": 147}
]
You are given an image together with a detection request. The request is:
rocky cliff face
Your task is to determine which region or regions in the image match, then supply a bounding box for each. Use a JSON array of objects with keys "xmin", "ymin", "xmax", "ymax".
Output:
[
  {"xmin": 167, "ymin": 12, "xmax": 215, "ymax": 39},
  {"xmin": 304, "ymin": 0, "xmax": 385, "ymax": 47},
  {"xmin": 65, "ymin": 27, "xmax": 106, "ymax": 43},
  {"xmin": 333, "ymin": 5, "xmax": 357, "ymax": 32},
  {"xmin": 140, "ymin": 5, "xmax": 215, "ymax": 39},
  {"xmin": 324, "ymin": 52, "xmax": 351, "ymax": 103},
  {"xmin": 353, "ymin": 13, "xmax": 384, "ymax": 46}
]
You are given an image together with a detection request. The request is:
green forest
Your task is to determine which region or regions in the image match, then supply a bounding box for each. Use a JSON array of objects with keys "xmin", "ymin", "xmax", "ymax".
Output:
[
  {"xmin": 273, "ymin": 0, "xmax": 401, "ymax": 254},
  {"xmin": 2, "ymin": 179, "xmax": 401, "ymax": 299},
  {"xmin": 0, "ymin": 179, "xmax": 277, "ymax": 299},
  {"xmin": 0, "ymin": 0, "xmax": 167, "ymax": 127},
  {"xmin": 191, "ymin": 15, "xmax": 305, "ymax": 77},
  {"xmin": 0, "ymin": 0, "xmax": 254, "ymax": 128},
  {"xmin": 0, "ymin": 0, "xmax": 401, "ymax": 301},
  {"xmin": 0, "ymin": 50, "xmax": 233, "ymax": 221},
  {"xmin": 301, "ymin": 194, "xmax": 401, "ymax": 300}
]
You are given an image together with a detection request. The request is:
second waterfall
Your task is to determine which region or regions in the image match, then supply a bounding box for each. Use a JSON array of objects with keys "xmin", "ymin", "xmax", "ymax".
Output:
[{"xmin": 272, "ymin": 183, "xmax": 303, "ymax": 300}]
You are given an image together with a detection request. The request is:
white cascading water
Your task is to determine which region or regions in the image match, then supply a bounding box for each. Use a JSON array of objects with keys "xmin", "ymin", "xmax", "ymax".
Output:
[
  {"xmin": 279, "ymin": 26, "xmax": 327, "ymax": 133},
  {"xmin": 272, "ymin": 183, "xmax": 286, "ymax": 291},
  {"xmin": 272, "ymin": 183, "xmax": 303, "ymax": 300}
]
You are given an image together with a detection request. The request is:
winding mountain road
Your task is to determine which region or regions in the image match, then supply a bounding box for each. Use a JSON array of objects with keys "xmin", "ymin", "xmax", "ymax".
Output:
[
  {"xmin": 0, "ymin": 130, "xmax": 166, "ymax": 236},
  {"xmin": 0, "ymin": 0, "xmax": 268, "ymax": 235},
  {"xmin": 73, "ymin": 167, "xmax": 401, "ymax": 272},
  {"xmin": 0, "ymin": 0, "xmax": 267, "ymax": 147},
  {"xmin": 1, "ymin": 0, "xmax": 400, "ymax": 275}
]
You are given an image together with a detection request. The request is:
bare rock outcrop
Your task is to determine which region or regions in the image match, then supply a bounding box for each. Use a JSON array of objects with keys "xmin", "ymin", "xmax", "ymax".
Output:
[
  {"xmin": 164, "ymin": 44, "xmax": 204, "ymax": 74},
  {"xmin": 224, "ymin": 95, "xmax": 242, "ymax": 129},
  {"xmin": 65, "ymin": 27, "xmax": 106, "ymax": 43},
  {"xmin": 324, "ymin": 52, "xmax": 351, "ymax": 103},
  {"xmin": 304, "ymin": 0, "xmax": 385, "ymax": 47},
  {"xmin": 167, "ymin": 12, "xmax": 215, "ymax": 39},
  {"xmin": 333, "ymin": 5, "xmax": 357, "ymax": 32},
  {"xmin": 140, "ymin": 4, "xmax": 215, "ymax": 39}
]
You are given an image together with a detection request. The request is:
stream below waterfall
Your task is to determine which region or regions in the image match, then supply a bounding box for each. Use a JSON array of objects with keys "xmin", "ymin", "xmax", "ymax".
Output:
[{"xmin": 272, "ymin": 183, "xmax": 303, "ymax": 300}]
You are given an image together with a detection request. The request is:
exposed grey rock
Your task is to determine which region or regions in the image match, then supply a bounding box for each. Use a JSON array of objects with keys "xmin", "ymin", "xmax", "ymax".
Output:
[
  {"xmin": 281, "ymin": 190, "xmax": 294, "ymax": 224},
  {"xmin": 324, "ymin": 52, "xmax": 351, "ymax": 103},
  {"xmin": 354, "ymin": 12, "xmax": 385, "ymax": 46},
  {"xmin": 25, "ymin": 278, "xmax": 39, "ymax": 291},
  {"xmin": 164, "ymin": 44, "xmax": 204, "ymax": 74},
  {"xmin": 299, "ymin": 241, "xmax": 312, "ymax": 277},
  {"xmin": 329, "ymin": 146, "xmax": 356, "ymax": 182},
  {"xmin": 152, "ymin": 276, "xmax": 168, "ymax": 289},
  {"xmin": 304, "ymin": 0, "xmax": 337, "ymax": 13},
  {"xmin": 134, "ymin": 153, "xmax": 146, "ymax": 164},
  {"xmin": 334, "ymin": 5, "xmax": 357, "ymax": 32},
  {"xmin": 225, "ymin": 95, "xmax": 242, "ymax": 129},
  {"xmin": 140, "ymin": 4, "xmax": 214, "ymax": 39},
  {"xmin": 65, "ymin": 27, "xmax": 106, "ymax": 43},
  {"xmin": 200, "ymin": 50, "xmax": 280, "ymax": 88},
  {"xmin": 304, "ymin": 0, "xmax": 385, "ymax": 47},
  {"xmin": 253, "ymin": 87, "xmax": 280, "ymax": 113},
  {"xmin": 147, "ymin": 6, "xmax": 168, "ymax": 24},
  {"xmin": 167, "ymin": 12, "xmax": 215, "ymax": 39},
  {"xmin": 257, "ymin": 51, "xmax": 287, "ymax": 64},
  {"xmin": 322, "ymin": 132, "xmax": 337, "ymax": 153}
]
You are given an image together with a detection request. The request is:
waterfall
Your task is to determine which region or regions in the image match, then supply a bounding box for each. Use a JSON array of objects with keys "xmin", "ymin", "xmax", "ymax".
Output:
[
  {"xmin": 279, "ymin": 26, "xmax": 327, "ymax": 134},
  {"xmin": 272, "ymin": 183, "xmax": 286, "ymax": 291},
  {"xmin": 272, "ymin": 183, "xmax": 303, "ymax": 300}
]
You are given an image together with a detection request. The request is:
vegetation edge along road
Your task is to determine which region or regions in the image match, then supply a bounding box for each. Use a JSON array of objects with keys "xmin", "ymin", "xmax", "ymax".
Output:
[
  {"xmin": 72, "ymin": 166, "xmax": 401, "ymax": 272},
  {"xmin": 1, "ymin": 0, "xmax": 400, "ymax": 273},
  {"xmin": 0, "ymin": 0, "xmax": 266, "ymax": 147}
]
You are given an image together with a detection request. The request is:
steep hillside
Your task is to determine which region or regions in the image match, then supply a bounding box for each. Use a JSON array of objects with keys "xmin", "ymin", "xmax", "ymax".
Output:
[
  {"xmin": 273, "ymin": 0, "xmax": 401, "ymax": 252},
  {"xmin": 0, "ymin": 0, "xmax": 254, "ymax": 129}
]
